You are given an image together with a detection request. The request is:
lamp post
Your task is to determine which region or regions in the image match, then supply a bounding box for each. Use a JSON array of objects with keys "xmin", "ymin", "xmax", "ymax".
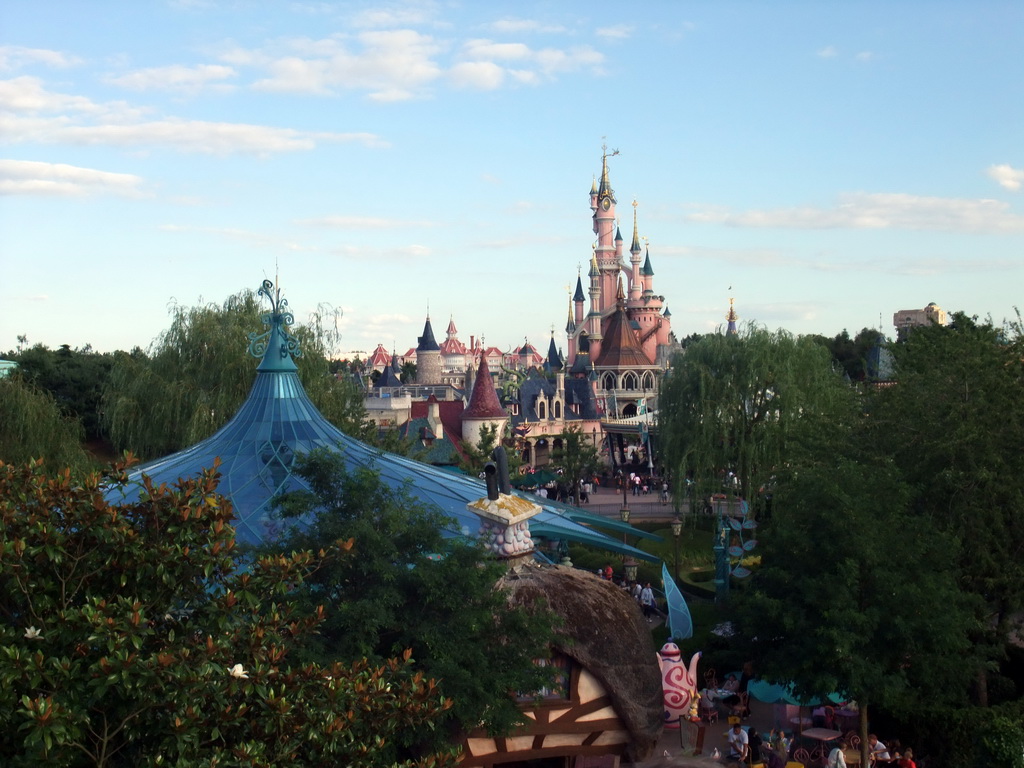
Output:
[
  {"xmin": 671, "ymin": 515, "xmax": 682, "ymax": 582},
  {"xmin": 619, "ymin": 496, "xmax": 632, "ymax": 583},
  {"xmin": 713, "ymin": 498, "xmax": 730, "ymax": 604}
]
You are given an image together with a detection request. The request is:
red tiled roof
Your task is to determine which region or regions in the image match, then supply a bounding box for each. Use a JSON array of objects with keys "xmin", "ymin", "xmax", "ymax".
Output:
[
  {"xmin": 410, "ymin": 398, "xmax": 466, "ymax": 453},
  {"xmin": 464, "ymin": 355, "xmax": 507, "ymax": 419}
]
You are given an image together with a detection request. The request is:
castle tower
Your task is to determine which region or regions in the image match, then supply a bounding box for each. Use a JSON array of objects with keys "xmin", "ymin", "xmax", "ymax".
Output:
[
  {"xmin": 726, "ymin": 298, "xmax": 739, "ymax": 336},
  {"xmin": 565, "ymin": 149, "xmax": 680, "ymax": 418},
  {"xmin": 461, "ymin": 353, "xmax": 508, "ymax": 446},
  {"xmin": 415, "ymin": 314, "xmax": 442, "ymax": 384}
]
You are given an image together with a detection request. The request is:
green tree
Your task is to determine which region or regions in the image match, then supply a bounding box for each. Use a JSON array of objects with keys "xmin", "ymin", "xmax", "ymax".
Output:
[
  {"xmin": 9, "ymin": 343, "xmax": 115, "ymax": 444},
  {"xmin": 458, "ymin": 424, "xmax": 522, "ymax": 478},
  {"xmin": 738, "ymin": 397, "xmax": 979, "ymax": 767},
  {"xmin": 549, "ymin": 425, "xmax": 602, "ymax": 504},
  {"xmin": 268, "ymin": 450, "xmax": 558, "ymax": 752},
  {"xmin": 0, "ymin": 458, "xmax": 457, "ymax": 768},
  {"xmin": 870, "ymin": 312, "xmax": 1024, "ymax": 704},
  {"xmin": 660, "ymin": 323, "xmax": 849, "ymax": 515},
  {"xmin": 806, "ymin": 327, "xmax": 885, "ymax": 382},
  {"xmin": 0, "ymin": 376, "xmax": 92, "ymax": 473},
  {"xmin": 102, "ymin": 288, "xmax": 374, "ymax": 460}
]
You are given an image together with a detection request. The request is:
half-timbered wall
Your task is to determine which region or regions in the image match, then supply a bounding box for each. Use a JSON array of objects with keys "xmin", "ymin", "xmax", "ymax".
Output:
[{"xmin": 461, "ymin": 655, "xmax": 629, "ymax": 767}]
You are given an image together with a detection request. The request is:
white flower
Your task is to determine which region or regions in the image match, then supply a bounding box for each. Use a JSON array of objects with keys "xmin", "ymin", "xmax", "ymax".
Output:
[
  {"xmin": 24, "ymin": 626, "xmax": 43, "ymax": 640},
  {"xmin": 228, "ymin": 663, "xmax": 249, "ymax": 679}
]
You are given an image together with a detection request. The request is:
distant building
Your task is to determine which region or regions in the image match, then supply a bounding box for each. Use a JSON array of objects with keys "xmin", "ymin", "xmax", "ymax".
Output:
[
  {"xmin": 0, "ymin": 359, "xmax": 18, "ymax": 378},
  {"xmin": 893, "ymin": 302, "xmax": 947, "ymax": 339}
]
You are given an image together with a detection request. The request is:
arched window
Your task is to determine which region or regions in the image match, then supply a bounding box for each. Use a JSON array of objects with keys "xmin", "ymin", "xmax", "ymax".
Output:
[
  {"xmin": 642, "ymin": 372, "xmax": 656, "ymax": 390},
  {"xmin": 622, "ymin": 403, "xmax": 638, "ymax": 417},
  {"xmin": 602, "ymin": 373, "xmax": 616, "ymax": 391},
  {"xmin": 622, "ymin": 372, "xmax": 638, "ymax": 391},
  {"xmin": 554, "ymin": 401, "xmax": 562, "ymax": 419}
]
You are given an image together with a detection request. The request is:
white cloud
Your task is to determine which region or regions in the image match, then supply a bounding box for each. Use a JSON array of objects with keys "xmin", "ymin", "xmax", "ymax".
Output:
[
  {"xmin": 0, "ymin": 159, "xmax": 145, "ymax": 197},
  {"xmin": 686, "ymin": 192, "xmax": 1024, "ymax": 233},
  {"xmin": 449, "ymin": 60, "xmax": 505, "ymax": 90},
  {"xmin": 817, "ymin": 46, "xmax": 839, "ymax": 58},
  {"xmin": 0, "ymin": 76, "xmax": 140, "ymax": 117},
  {"xmin": 0, "ymin": 77, "xmax": 385, "ymax": 154},
  {"xmin": 462, "ymin": 40, "xmax": 532, "ymax": 61},
  {"xmin": 855, "ymin": 51, "xmax": 874, "ymax": 61},
  {"xmin": 987, "ymin": 164, "xmax": 1024, "ymax": 192},
  {"xmin": 486, "ymin": 18, "xmax": 567, "ymax": 34},
  {"xmin": 297, "ymin": 215, "xmax": 434, "ymax": 229},
  {"xmin": 596, "ymin": 25, "xmax": 633, "ymax": 40},
  {"xmin": 451, "ymin": 38, "xmax": 603, "ymax": 90},
  {"xmin": 247, "ymin": 30, "xmax": 444, "ymax": 99},
  {"xmin": 105, "ymin": 64, "xmax": 237, "ymax": 93},
  {"xmin": 158, "ymin": 223, "xmax": 321, "ymax": 251},
  {"xmin": 0, "ymin": 46, "xmax": 82, "ymax": 72},
  {"xmin": 351, "ymin": 6, "xmax": 436, "ymax": 29}
]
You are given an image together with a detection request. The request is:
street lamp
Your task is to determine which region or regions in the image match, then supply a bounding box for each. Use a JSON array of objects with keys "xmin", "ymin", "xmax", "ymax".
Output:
[
  {"xmin": 670, "ymin": 515, "xmax": 682, "ymax": 581},
  {"xmin": 623, "ymin": 557, "xmax": 638, "ymax": 584},
  {"xmin": 619, "ymin": 492, "xmax": 631, "ymax": 524},
  {"xmin": 713, "ymin": 499, "xmax": 730, "ymax": 604}
]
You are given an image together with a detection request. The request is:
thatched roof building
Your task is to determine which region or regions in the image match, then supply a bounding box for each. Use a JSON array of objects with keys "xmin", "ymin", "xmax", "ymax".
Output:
[{"xmin": 461, "ymin": 562, "xmax": 662, "ymax": 766}]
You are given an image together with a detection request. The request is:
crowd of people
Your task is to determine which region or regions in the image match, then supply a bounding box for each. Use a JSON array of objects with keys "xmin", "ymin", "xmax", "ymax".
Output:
[{"xmin": 721, "ymin": 724, "xmax": 918, "ymax": 768}]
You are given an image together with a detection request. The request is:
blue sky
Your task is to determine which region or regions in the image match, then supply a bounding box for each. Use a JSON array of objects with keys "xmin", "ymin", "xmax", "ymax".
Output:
[{"xmin": 3, "ymin": 1, "xmax": 1022, "ymax": 357}]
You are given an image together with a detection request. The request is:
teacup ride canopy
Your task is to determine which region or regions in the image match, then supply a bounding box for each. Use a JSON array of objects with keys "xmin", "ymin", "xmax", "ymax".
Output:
[{"xmin": 107, "ymin": 280, "xmax": 657, "ymax": 563}]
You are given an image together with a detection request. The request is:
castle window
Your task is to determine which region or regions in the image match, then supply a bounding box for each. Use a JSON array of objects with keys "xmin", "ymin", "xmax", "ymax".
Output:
[
  {"xmin": 622, "ymin": 372, "xmax": 638, "ymax": 391},
  {"xmin": 538, "ymin": 401, "xmax": 547, "ymax": 419},
  {"xmin": 554, "ymin": 401, "xmax": 562, "ymax": 419}
]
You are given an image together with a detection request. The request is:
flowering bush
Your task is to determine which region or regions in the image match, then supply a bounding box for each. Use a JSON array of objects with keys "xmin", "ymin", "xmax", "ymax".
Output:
[{"xmin": 0, "ymin": 457, "xmax": 457, "ymax": 768}]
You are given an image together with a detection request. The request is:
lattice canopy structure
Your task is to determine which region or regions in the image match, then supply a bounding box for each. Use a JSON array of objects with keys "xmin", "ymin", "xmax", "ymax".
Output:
[{"xmin": 111, "ymin": 281, "xmax": 656, "ymax": 561}]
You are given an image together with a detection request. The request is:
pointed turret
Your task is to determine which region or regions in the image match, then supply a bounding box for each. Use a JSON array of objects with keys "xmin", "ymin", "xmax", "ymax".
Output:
[
  {"xmin": 462, "ymin": 353, "xmax": 508, "ymax": 445},
  {"xmin": 416, "ymin": 313, "xmax": 442, "ymax": 384},
  {"xmin": 641, "ymin": 249, "xmax": 654, "ymax": 277},
  {"xmin": 545, "ymin": 333, "xmax": 563, "ymax": 373},
  {"xmin": 726, "ymin": 297, "xmax": 739, "ymax": 336},
  {"xmin": 417, "ymin": 315, "xmax": 440, "ymax": 351},
  {"xmin": 597, "ymin": 148, "xmax": 615, "ymax": 204},
  {"xmin": 573, "ymin": 274, "xmax": 586, "ymax": 302},
  {"xmin": 630, "ymin": 200, "xmax": 642, "ymax": 255}
]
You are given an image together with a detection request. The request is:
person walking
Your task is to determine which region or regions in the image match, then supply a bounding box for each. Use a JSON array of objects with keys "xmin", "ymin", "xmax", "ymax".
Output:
[{"xmin": 640, "ymin": 582, "xmax": 655, "ymax": 621}]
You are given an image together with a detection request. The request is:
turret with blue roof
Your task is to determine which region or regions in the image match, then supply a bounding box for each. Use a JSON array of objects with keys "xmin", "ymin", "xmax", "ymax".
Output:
[{"xmin": 110, "ymin": 280, "xmax": 654, "ymax": 561}]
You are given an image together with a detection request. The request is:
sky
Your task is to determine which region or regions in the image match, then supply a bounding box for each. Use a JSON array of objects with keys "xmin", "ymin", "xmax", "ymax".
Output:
[{"xmin": 2, "ymin": 1, "xmax": 1023, "ymax": 359}]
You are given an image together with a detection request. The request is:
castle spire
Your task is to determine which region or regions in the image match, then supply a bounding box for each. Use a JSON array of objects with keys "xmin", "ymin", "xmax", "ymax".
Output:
[
  {"xmin": 630, "ymin": 199, "xmax": 641, "ymax": 255},
  {"xmin": 597, "ymin": 143, "xmax": 617, "ymax": 204},
  {"xmin": 726, "ymin": 297, "xmax": 739, "ymax": 336}
]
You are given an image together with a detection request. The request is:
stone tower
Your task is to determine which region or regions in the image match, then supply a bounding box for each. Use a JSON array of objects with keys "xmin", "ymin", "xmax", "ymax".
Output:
[{"xmin": 415, "ymin": 314, "xmax": 442, "ymax": 385}]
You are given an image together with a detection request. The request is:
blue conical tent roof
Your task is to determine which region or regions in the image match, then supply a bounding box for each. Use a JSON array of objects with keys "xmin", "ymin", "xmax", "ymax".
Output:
[{"xmin": 110, "ymin": 281, "xmax": 656, "ymax": 560}]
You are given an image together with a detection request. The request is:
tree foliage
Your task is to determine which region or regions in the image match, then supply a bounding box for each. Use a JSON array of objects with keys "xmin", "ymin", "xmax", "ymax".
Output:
[
  {"xmin": 549, "ymin": 425, "xmax": 602, "ymax": 503},
  {"xmin": 736, "ymin": 393, "xmax": 980, "ymax": 764},
  {"xmin": 268, "ymin": 450, "xmax": 558, "ymax": 750},
  {"xmin": 458, "ymin": 423, "xmax": 522, "ymax": 478},
  {"xmin": 0, "ymin": 376, "xmax": 92, "ymax": 474},
  {"xmin": 6, "ymin": 343, "xmax": 114, "ymax": 443},
  {"xmin": 870, "ymin": 312, "xmax": 1024, "ymax": 699},
  {"xmin": 102, "ymin": 290, "xmax": 373, "ymax": 460},
  {"xmin": 659, "ymin": 323, "xmax": 849, "ymax": 513},
  {"xmin": 0, "ymin": 457, "xmax": 457, "ymax": 767}
]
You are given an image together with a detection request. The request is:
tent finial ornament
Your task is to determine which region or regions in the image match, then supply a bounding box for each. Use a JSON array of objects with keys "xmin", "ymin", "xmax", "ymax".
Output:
[{"xmin": 248, "ymin": 278, "xmax": 302, "ymax": 366}]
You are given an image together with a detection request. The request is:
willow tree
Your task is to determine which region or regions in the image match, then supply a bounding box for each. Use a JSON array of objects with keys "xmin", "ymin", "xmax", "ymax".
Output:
[
  {"xmin": 0, "ymin": 375, "xmax": 92, "ymax": 473},
  {"xmin": 103, "ymin": 287, "xmax": 372, "ymax": 460},
  {"xmin": 659, "ymin": 323, "xmax": 848, "ymax": 516}
]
